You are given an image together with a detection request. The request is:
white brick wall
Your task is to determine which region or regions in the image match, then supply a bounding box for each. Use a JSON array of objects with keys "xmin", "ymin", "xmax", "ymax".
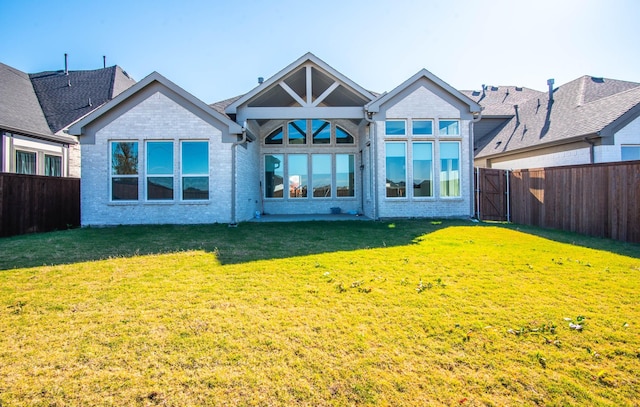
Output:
[
  {"xmin": 81, "ymin": 91, "xmax": 233, "ymax": 226},
  {"xmin": 600, "ymin": 115, "xmax": 640, "ymax": 162},
  {"xmin": 372, "ymin": 80, "xmax": 474, "ymax": 219}
]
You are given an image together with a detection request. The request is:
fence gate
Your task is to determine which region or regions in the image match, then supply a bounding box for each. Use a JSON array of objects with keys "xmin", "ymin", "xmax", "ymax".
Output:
[{"xmin": 475, "ymin": 168, "xmax": 508, "ymax": 221}]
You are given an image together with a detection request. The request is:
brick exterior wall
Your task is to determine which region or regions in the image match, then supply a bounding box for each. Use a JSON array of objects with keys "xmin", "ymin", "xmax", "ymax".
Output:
[
  {"xmin": 371, "ymin": 80, "xmax": 474, "ymax": 219},
  {"xmin": 81, "ymin": 91, "xmax": 233, "ymax": 226}
]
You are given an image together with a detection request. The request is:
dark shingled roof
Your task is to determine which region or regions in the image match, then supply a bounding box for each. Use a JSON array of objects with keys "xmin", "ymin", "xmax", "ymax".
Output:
[
  {"xmin": 209, "ymin": 94, "xmax": 244, "ymax": 118},
  {"xmin": 29, "ymin": 66, "xmax": 135, "ymax": 133},
  {"xmin": 0, "ymin": 62, "xmax": 53, "ymax": 136},
  {"xmin": 461, "ymin": 86, "xmax": 545, "ymax": 117},
  {"xmin": 475, "ymin": 76, "xmax": 640, "ymax": 159}
]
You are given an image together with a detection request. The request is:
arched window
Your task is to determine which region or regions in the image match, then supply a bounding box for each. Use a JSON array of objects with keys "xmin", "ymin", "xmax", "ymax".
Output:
[
  {"xmin": 312, "ymin": 120, "xmax": 331, "ymax": 144},
  {"xmin": 336, "ymin": 126, "xmax": 354, "ymax": 144},
  {"xmin": 288, "ymin": 120, "xmax": 307, "ymax": 144},
  {"xmin": 265, "ymin": 127, "xmax": 283, "ymax": 144}
]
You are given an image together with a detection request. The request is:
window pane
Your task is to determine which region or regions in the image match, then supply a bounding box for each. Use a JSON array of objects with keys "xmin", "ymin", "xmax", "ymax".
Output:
[
  {"xmin": 45, "ymin": 155, "xmax": 62, "ymax": 176},
  {"xmin": 182, "ymin": 176, "xmax": 209, "ymax": 200},
  {"xmin": 386, "ymin": 142, "xmax": 406, "ymax": 197},
  {"xmin": 148, "ymin": 177, "xmax": 174, "ymax": 200},
  {"xmin": 386, "ymin": 120, "xmax": 406, "ymax": 136},
  {"xmin": 312, "ymin": 154, "xmax": 332, "ymax": 198},
  {"xmin": 182, "ymin": 142, "xmax": 208, "ymax": 174},
  {"xmin": 413, "ymin": 120, "xmax": 433, "ymax": 135},
  {"xmin": 312, "ymin": 120, "xmax": 331, "ymax": 144},
  {"xmin": 288, "ymin": 154, "xmax": 308, "ymax": 198},
  {"xmin": 112, "ymin": 177, "xmax": 138, "ymax": 200},
  {"xmin": 265, "ymin": 127, "xmax": 283, "ymax": 144},
  {"xmin": 439, "ymin": 120, "xmax": 460, "ymax": 135},
  {"xmin": 15, "ymin": 151, "xmax": 36, "ymax": 174},
  {"xmin": 440, "ymin": 142, "xmax": 460, "ymax": 197},
  {"xmin": 288, "ymin": 120, "xmax": 307, "ymax": 144},
  {"xmin": 111, "ymin": 142, "xmax": 138, "ymax": 175},
  {"xmin": 265, "ymin": 154, "xmax": 284, "ymax": 198},
  {"xmin": 336, "ymin": 154, "xmax": 355, "ymax": 197},
  {"xmin": 621, "ymin": 146, "xmax": 640, "ymax": 161},
  {"xmin": 413, "ymin": 142, "xmax": 433, "ymax": 197},
  {"xmin": 336, "ymin": 126, "xmax": 354, "ymax": 144},
  {"xmin": 147, "ymin": 142, "xmax": 173, "ymax": 174}
]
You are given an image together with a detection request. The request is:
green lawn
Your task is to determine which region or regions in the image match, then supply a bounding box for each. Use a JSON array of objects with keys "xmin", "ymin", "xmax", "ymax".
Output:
[{"xmin": 1, "ymin": 220, "xmax": 638, "ymax": 406}]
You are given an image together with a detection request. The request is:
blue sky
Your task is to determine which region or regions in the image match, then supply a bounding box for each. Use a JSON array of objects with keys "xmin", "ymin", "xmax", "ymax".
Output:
[{"xmin": 2, "ymin": 0, "xmax": 639, "ymax": 103}]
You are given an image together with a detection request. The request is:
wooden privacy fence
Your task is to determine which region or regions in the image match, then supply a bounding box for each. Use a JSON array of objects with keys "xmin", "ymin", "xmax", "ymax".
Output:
[
  {"xmin": 475, "ymin": 162, "xmax": 640, "ymax": 243},
  {"xmin": 0, "ymin": 173, "xmax": 80, "ymax": 237}
]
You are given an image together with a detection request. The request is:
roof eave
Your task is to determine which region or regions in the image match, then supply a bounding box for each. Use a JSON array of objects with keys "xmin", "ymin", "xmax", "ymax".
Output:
[
  {"xmin": 1, "ymin": 124, "xmax": 77, "ymax": 144},
  {"xmin": 475, "ymin": 132, "xmax": 601, "ymax": 160},
  {"xmin": 69, "ymin": 72, "xmax": 242, "ymax": 135}
]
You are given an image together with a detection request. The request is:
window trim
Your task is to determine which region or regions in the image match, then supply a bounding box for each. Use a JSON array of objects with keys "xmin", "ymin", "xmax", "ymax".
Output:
[
  {"xmin": 146, "ymin": 140, "xmax": 174, "ymax": 201},
  {"xmin": 180, "ymin": 140, "xmax": 210, "ymax": 201},
  {"xmin": 110, "ymin": 140, "xmax": 140, "ymax": 202}
]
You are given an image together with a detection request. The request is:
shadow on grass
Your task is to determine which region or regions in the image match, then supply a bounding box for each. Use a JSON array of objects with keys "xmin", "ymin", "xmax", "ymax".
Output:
[{"xmin": 1, "ymin": 219, "xmax": 638, "ymax": 270}]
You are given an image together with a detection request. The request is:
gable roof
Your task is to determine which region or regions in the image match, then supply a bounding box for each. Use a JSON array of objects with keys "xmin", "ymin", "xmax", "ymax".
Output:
[
  {"xmin": 475, "ymin": 75, "xmax": 640, "ymax": 159},
  {"xmin": 461, "ymin": 86, "xmax": 545, "ymax": 117},
  {"xmin": 366, "ymin": 68, "xmax": 482, "ymax": 114},
  {"xmin": 0, "ymin": 62, "xmax": 55, "ymax": 138},
  {"xmin": 68, "ymin": 71, "xmax": 243, "ymax": 136},
  {"xmin": 29, "ymin": 66, "xmax": 135, "ymax": 133},
  {"xmin": 224, "ymin": 52, "xmax": 376, "ymax": 114}
]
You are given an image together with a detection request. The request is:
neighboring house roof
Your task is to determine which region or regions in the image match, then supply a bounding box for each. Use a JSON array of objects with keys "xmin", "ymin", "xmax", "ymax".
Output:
[
  {"xmin": 210, "ymin": 94, "xmax": 244, "ymax": 117},
  {"xmin": 475, "ymin": 75, "xmax": 640, "ymax": 159},
  {"xmin": 0, "ymin": 62, "xmax": 55, "ymax": 138},
  {"xmin": 366, "ymin": 68, "xmax": 482, "ymax": 114},
  {"xmin": 224, "ymin": 52, "xmax": 377, "ymax": 115},
  {"xmin": 461, "ymin": 86, "xmax": 545, "ymax": 117},
  {"xmin": 29, "ymin": 66, "xmax": 135, "ymax": 133},
  {"xmin": 68, "ymin": 71, "xmax": 243, "ymax": 136}
]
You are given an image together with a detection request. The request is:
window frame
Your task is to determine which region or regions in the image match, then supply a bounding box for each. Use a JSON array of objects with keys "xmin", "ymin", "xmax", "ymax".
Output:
[
  {"xmin": 146, "ymin": 140, "xmax": 174, "ymax": 201},
  {"xmin": 385, "ymin": 120, "xmax": 406, "ymax": 137},
  {"xmin": 15, "ymin": 150, "xmax": 37, "ymax": 175},
  {"xmin": 438, "ymin": 119, "xmax": 460, "ymax": 136},
  {"xmin": 180, "ymin": 140, "xmax": 210, "ymax": 201},
  {"xmin": 621, "ymin": 145, "xmax": 640, "ymax": 161},
  {"xmin": 44, "ymin": 154, "xmax": 62, "ymax": 177},
  {"xmin": 412, "ymin": 141, "xmax": 434, "ymax": 198},
  {"xmin": 439, "ymin": 141, "xmax": 461, "ymax": 198},
  {"xmin": 385, "ymin": 141, "xmax": 407, "ymax": 199},
  {"xmin": 110, "ymin": 141, "xmax": 139, "ymax": 202}
]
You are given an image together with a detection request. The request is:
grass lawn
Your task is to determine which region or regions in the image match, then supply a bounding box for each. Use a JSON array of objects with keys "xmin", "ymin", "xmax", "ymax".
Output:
[{"xmin": 0, "ymin": 220, "xmax": 638, "ymax": 406}]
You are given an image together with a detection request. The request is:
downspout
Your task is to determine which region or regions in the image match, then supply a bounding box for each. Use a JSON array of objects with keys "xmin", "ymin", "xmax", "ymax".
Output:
[
  {"xmin": 584, "ymin": 137, "xmax": 596, "ymax": 164},
  {"xmin": 229, "ymin": 122, "xmax": 248, "ymax": 227},
  {"xmin": 364, "ymin": 108, "xmax": 377, "ymax": 220},
  {"xmin": 469, "ymin": 110, "xmax": 483, "ymax": 219}
]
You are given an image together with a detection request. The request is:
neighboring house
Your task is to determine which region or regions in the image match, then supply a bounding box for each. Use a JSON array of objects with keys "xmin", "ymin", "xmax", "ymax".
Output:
[
  {"xmin": 0, "ymin": 61, "xmax": 135, "ymax": 177},
  {"xmin": 468, "ymin": 76, "xmax": 640, "ymax": 169},
  {"xmin": 69, "ymin": 53, "xmax": 481, "ymax": 225}
]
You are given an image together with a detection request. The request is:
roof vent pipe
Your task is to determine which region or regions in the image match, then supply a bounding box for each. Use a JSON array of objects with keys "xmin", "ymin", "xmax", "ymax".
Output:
[
  {"xmin": 258, "ymin": 77, "xmax": 264, "ymax": 85},
  {"xmin": 514, "ymin": 104, "xmax": 520, "ymax": 124},
  {"xmin": 481, "ymin": 84, "xmax": 486, "ymax": 97},
  {"xmin": 64, "ymin": 53, "xmax": 68, "ymax": 75},
  {"xmin": 547, "ymin": 78, "xmax": 555, "ymax": 101},
  {"xmin": 103, "ymin": 55, "xmax": 106, "ymax": 68}
]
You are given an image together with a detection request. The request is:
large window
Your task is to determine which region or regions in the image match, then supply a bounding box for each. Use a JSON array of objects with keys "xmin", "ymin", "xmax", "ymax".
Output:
[
  {"xmin": 336, "ymin": 126, "xmax": 354, "ymax": 144},
  {"xmin": 413, "ymin": 142, "xmax": 433, "ymax": 197},
  {"xmin": 265, "ymin": 127, "xmax": 283, "ymax": 145},
  {"xmin": 264, "ymin": 154, "xmax": 284, "ymax": 198},
  {"xmin": 111, "ymin": 141, "xmax": 139, "ymax": 201},
  {"xmin": 16, "ymin": 151, "xmax": 36, "ymax": 175},
  {"xmin": 413, "ymin": 120, "xmax": 433, "ymax": 136},
  {"xmin": 312, "ymin": 154, "xmax": 332, "ymax": 197},
  {"xmin": 385, "ymin": 142, "xmax": 406, "ymax": 197},
  {"xmin": 288, "ymin": 154, "xmax": 308, "ymax": 198},
  {"xmin": 181, "ymin": 141, "xmax": 209, "ymax": 200},
  {"xmin": 44, "ymin": 155, "xmax": 62, "ymax": 176},
  {"xmin": 147, "ymin": 141, "xmax": 174, "ymax": 200},
  {"xmin": 440, "ymin": 142, "xmax": 460, "ymax": 197},
  {"xmin": 336, "ymin": 154, "xmax": 355, "ymax": 197},
  {"xmin": 621, "ymin": 145, "xmax": 640, "ymax": 161}
]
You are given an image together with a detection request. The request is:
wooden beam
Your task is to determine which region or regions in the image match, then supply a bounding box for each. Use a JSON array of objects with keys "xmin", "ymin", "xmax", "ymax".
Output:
[
  {"xmin": 312, "ymin": 82, "xmax": 340, "ymax": 107},
  {"xmin": 279, "ymin": 82, "xmax": 306, "ymax": 107}
]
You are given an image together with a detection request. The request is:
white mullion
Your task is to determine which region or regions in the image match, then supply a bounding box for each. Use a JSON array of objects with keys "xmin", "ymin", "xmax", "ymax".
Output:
[
  {"xmin": 279, "ymin": 82, "xmax": 307, "ymax": 107},
  {"xmin": 312, "ymin": 82, "xmax": 340, "ymax": 107}
]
